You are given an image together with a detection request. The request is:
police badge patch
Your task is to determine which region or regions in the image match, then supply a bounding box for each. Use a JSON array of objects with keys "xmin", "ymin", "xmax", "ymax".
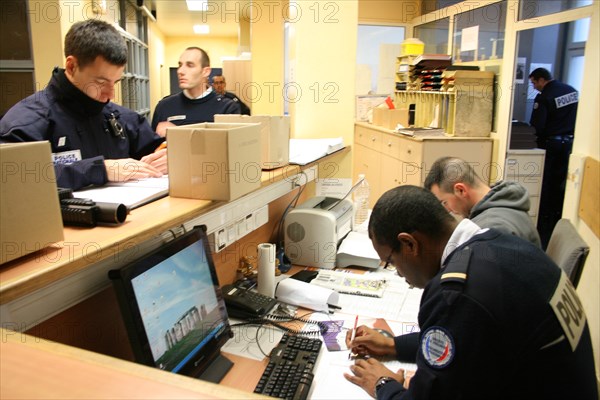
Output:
[{"xmin": 421, "ymin": 327, "xmax": 455, "ymax": 368}]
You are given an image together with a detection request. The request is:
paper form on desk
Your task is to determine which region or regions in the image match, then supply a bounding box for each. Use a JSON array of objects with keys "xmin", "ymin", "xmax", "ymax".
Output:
[
  {"xmin": 222, "ymin": 323, "xmax": 284, "ymax": 361},
  {"xmin": 309, "ymin": 313, "xmax": 417, "ymax": 400},
  {"xmin": 288, "ymin": 137, "xmax": 344, "ymax": 165},
  {"xmin": 73, "ymin": 176, "xmax": 169, "ymax": 209}
]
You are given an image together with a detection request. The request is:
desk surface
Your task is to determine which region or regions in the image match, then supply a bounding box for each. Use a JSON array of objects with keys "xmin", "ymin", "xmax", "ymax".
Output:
[
  {"xmin": 0, "ymin": 328, "xmax": 266, "ymax": 399},
  {"xmin": 0, "ymin": 164, "xmax": 303, "ymax": 304}
]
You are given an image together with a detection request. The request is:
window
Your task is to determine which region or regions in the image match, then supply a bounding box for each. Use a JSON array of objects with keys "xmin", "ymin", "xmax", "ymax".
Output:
[
  {"xmin": 0, "ymin": 0, "xmax": 34, "ymax": 116},
  {"xmin": 453, "ymin": 1, "xmax": 507, "ymax": 63},
  {"xmin": 414, "ymin": 18, "xmax": 450, "ymax": 54},
  {"xmin": 519, "ymin": 0, "xmax": 593, "ymax": 20},
  {"xmin": 356, "ymin": 25, "xmax": 405, "ymax": 95},
  {"xmin": 117, "ymin": 0, "xmax": 151, "ymax": 119}
]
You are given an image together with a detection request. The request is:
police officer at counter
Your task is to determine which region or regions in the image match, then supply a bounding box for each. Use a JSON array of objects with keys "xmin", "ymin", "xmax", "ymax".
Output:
[
  {"xmin": 529, "ymin": 67, "xmax": 579, "ymax": 248},
  {"xmin": 344, "ymin": 186, "xmax": 597, "ymax": 400},
  {"xmin": 0, "ymin": 20, "xmax": 166, "ymax": 191}
]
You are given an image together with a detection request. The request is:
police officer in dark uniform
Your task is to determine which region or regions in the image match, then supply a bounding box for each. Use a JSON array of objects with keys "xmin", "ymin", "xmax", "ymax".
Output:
[
  {"xmin": 344, "ymin": 186, "xmax": 597, "ymax": 400},
  {"xmin": 0, "ymin": 20, "xmax": 166, "ymax": 191},
  {"xmin": 212, "ymin": 75, "xmax": 251, "ymax": 115},
  {"xmin": 529, "ymin": 68, "xmax": 578, "ymax": 248}
]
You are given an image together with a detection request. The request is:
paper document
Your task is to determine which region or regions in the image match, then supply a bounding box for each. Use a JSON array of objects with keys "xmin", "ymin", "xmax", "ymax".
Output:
[
  {"xmin": 336, "ymin": 231, "xmax": 381, "ymax": 269},
  {"xmin": 289, "ymin": 137, "xmax": 344, "ymax": 165},
  {"xmin": 74, "ymin": 176, "xmax": 169, "ymax": 209},
  {"xmin": 275, "ymin": 278, "xmax": 339, "ymax": 312},
  {"xmin": 312, "ymin": 269, "xmax": 387, "ymax": 298}
]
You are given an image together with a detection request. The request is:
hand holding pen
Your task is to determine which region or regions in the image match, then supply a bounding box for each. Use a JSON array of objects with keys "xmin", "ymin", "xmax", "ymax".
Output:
[{"xmin": 346, "ymin": 325, "xmax": 397, "ymax": 358}]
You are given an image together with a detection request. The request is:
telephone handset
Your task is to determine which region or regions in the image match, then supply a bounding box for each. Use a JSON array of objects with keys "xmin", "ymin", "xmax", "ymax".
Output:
[{"xmin": 221, "ymin": 283, "xmax": 278, "ymax": 320}]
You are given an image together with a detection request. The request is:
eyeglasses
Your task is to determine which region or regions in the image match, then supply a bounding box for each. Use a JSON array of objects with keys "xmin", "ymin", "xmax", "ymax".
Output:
[{"xmin": 383, "ymin": 249, "xmax": 394, "ymax": 269}]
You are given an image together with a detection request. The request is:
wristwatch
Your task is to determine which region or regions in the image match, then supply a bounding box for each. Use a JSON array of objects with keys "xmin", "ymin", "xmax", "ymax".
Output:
[{"xmin": 375, "ymin": 376, "xmax": 396, "ymax": 397}]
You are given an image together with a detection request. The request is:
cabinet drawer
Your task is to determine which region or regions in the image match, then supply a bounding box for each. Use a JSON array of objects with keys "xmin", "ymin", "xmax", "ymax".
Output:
[
  {"xmin": 355, "ymin": 125, "xmax": 383, "ymax": 151},
  {"xmin": 528, "ymin": 196, "xmax": 540, "ymax": 217},
  {"xmin": 505, "ymin": 154, "xmax": 545, "ymax": 179},
  {"xmin": 506, "ymin": 177, "xmax": 543, "ymax": 196},
  {"xmin": 397, "ymin": 138, "xmax": 423, "ymax": 165},
  {"xmin": 381, "ymin": 134, "xmax": 401, "ymax": 157}
]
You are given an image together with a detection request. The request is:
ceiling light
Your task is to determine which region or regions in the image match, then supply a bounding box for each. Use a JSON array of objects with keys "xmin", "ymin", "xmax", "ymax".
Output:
[
  {"xmin": 193, "ymin": 24, "xmax": 210, "ymax": 34},
  {"xmin": 186, "ymin": 0, "xmax": 208, "ymax": 11}
]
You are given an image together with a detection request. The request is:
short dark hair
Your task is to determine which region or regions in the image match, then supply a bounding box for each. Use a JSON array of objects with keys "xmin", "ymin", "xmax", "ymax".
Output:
[
  {"xmin": 529, "ymin": 68, "xmax": 552, "ymax": 81},
  {"xmin": 64, "ymin": 19, "xmax": 127, "ymax": 68},
  {"xmin": 368, "ymin": 185, "xmax": 456, "ymax": 249},
  {"xmin": 424, "ymin": 157, "xmax": 482, "ymax": 192},
  {"xmin": 186, "ymin": 47, "xmax": 210, "ymax": 68}
]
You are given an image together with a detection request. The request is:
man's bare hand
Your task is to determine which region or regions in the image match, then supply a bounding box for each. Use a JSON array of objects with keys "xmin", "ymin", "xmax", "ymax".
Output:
[
  {"xmin": 140, "ymin": 148, "xmax": 168, "ymax": 174},
  {"xmin": 343, "ymin": 358, "xmax": 405, "ymax": 398},
  {"xmin": 104, "ymin": 159, "xmax": 163, "ymax": 182},
  {"xmin": 155, "ymin": 121, "xmax": 176, "ymax": 137}
]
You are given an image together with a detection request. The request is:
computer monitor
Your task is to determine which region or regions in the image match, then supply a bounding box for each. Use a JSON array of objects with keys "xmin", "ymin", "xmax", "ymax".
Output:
[{"xmin": 109, "ymin": 225, "xmax": 234, "ymax": 383}]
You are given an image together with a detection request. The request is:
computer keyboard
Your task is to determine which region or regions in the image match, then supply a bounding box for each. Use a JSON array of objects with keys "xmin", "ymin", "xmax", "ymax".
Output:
[{"xmin": 254, "ymin": 333, "xmax": 322, "ymax": 400}]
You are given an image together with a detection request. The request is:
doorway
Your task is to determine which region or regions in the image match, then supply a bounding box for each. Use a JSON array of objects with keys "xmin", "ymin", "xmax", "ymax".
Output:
[{"xmin": 509, "ymin": 17, "xmax": 590, "ymax": 247}]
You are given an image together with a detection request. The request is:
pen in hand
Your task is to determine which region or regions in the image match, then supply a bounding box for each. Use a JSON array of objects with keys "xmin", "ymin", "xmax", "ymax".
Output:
[
  {"xmin": 155, "ymin": 142, "xmax": 167, "ymax": 152},
  {"xmin": 349, "ymin": 315, "xmax": 359, "ymax": 360}
]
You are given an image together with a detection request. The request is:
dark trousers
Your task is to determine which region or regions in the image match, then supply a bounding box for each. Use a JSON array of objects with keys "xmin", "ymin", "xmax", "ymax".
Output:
[{"xmin": 537, "ymin": 135, "xmax": 573, "ymax": 249}]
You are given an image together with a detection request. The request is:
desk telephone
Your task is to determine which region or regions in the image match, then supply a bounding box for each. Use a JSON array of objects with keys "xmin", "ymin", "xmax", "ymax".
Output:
[{"xmin": 221, "ymin": 283, "xmax": 278, "ymax": 319}]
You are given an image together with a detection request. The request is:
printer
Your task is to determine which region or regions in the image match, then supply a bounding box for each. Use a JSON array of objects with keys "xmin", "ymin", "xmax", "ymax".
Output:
[{"xmin": 284, "ymin": 196, "xmax": 353, "ymax": 269}]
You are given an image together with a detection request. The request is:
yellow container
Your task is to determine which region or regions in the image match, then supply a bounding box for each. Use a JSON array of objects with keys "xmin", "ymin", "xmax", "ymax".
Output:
[{"xmin": 401, "ymin": 38, "xmax": 424, "ymax": 56}]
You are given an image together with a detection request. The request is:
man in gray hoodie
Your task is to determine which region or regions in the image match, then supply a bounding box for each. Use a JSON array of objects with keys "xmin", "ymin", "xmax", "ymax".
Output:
[{"xmin": 424, "ymin": 157, "xmax": 541, "ymax": 247}]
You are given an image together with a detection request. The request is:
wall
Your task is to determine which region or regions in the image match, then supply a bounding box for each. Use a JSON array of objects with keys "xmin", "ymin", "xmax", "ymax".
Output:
[
  {"xmin": 358, "ymin": 0, "xmax": 421, "ymax": 24},
  {"xmin": 286, "ymin": 0, "xmax": 358, "ymax": 180},
  {"xmin": 563, "ymin": 1, "xmax": 600, "ymax": 383},
  {"xmin": 147, "ymin": 21, "xmax": 166, "ymax": 116},
  {"xmin": 249, "ymin": 0, "xmax": 286, "ymax": 115}
]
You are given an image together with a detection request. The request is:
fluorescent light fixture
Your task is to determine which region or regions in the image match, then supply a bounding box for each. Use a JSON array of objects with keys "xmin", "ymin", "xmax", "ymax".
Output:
[
  {"xmin": 193, "ymin": 24, "xmax": 210, "ymax": 34},
  {"xmin": 186, "ymin": 0, "xmax": 208, "ymax": 11}
]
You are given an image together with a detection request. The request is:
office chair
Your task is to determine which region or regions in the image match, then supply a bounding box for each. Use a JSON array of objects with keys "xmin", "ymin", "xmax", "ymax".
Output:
[{"xmin": 546, "ymin": 219, "xmax": 590, "ymax": 288}]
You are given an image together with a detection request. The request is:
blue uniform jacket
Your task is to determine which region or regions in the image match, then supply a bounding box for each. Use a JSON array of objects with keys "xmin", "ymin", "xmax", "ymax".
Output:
[
  {"xmin": 379, "ymin": 230, "xmax": 597, "ymax": 400},
  {"xmin": 530, "ymin": 80, "xmax": 578, "ymax": 139},
  {"xmin": 0, "ymin": 68, "xmax": 164, "ymax": 190}
]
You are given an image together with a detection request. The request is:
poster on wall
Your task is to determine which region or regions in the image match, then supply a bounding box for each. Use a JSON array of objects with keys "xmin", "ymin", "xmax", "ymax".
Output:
[
  {"xmin": 515, "ymin": 57, "xmax": 526, "ymax": 84},
  {"xmin": 461, "ymin": 26, "xmax": 479, "ymax": 52},
  {"xmin": 528, "ymin": 63, "xmax": 553, "ymax": 99}
]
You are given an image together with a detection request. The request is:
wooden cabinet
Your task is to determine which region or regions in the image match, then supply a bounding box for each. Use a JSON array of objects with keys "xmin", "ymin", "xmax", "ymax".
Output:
[
  {"xmin": 504, "ymin": 149, "xmax": 545, "ymax": 225},
  {"xmin": 354, "ymin": 123, "xmax": 493, "ymax": 208}
]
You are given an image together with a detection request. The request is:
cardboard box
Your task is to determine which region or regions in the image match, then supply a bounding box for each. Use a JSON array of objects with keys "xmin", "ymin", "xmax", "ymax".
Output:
[
  {"xmin": 1, "ymin": 142, "xmax": 64, "ymax": 264},
  {"xmin": 372, "ymin": 108, "xmax": 410, "ymax": 130},
  {"xmin": 214, "ymin": 114, "xmax": 290, "ymax": 170},
  {"xmin": 167, "ymin": 123, "xmax": 262, "ymax": 201}
]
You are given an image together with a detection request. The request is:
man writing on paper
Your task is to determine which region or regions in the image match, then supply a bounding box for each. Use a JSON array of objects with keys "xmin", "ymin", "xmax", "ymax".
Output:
[
  {"xmin": 424, "ymin": 157, "xmax": 541, "ymax": 247},
  {"xmin": 344, "ymin": 186, "xmax": 597, "ymax": 399},
  {"xmin": 151, "ymin": 47, "xmax": 241, "ymax": 137},
  {"xmin": 0, "ymin": 20, "xmax": 166, "ymax": 191}
]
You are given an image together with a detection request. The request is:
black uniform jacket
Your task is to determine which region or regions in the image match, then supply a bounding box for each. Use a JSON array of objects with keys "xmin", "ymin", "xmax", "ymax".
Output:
[
  {"xmin": 530, "ymin": 80, "xmax": 578, "ymax": 139},
  {"xmin": 0, "ymin": 68, "xmax": 163, "ymax": 190},
  {"xmin": 379, "ymin": 229, "xmax": 597, "ymax": 400}
]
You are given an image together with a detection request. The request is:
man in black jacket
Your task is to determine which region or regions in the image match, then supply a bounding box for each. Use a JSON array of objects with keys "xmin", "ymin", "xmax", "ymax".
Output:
[
  {"xmin": 151, "ymin": 48, "xmax": 241, "ymax": 136},
  {"xmin": 344, "ymin": 185, "xmax": 597, "ymax": 400},
  {"xmin": 0, "ymin": 20, "xmax": 166, "ymax": 191},
  {"xmin": 529, "ymin": 67, "xmax": 578, "ymax": 248},
  {"xmin": 212, "ymin": 75, "xmax": 251, "ymax": 115}
]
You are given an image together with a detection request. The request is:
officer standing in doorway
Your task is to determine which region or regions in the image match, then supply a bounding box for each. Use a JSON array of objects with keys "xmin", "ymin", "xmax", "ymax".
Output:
[{"xmin": 528, "ymin": 67, "xmax": 578, "ymax": 248}]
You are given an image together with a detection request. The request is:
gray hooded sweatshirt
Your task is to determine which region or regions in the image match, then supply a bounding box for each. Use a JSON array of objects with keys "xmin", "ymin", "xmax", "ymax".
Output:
[{"xmin": 470, "ymin": 181, "xmax": 542, "ymax": 248}]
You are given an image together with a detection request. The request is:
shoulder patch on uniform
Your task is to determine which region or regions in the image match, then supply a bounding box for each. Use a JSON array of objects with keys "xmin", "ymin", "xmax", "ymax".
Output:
[
  {"xmin": 421, "ymin": 326, "xmax": 455, "ymax": 368},
  {"xmin": 533, "ymin": 102, "xmax": 539, "ymax": 109},
  {"xmin": 549, "ymin": 271, "xmax": 586, "ymax": 351}
]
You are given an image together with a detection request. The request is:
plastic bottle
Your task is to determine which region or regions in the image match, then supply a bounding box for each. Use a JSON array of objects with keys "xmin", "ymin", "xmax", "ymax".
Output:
[{"xmin": 353, "ymin": 174, "xmax": 370, "ymax": 226}]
